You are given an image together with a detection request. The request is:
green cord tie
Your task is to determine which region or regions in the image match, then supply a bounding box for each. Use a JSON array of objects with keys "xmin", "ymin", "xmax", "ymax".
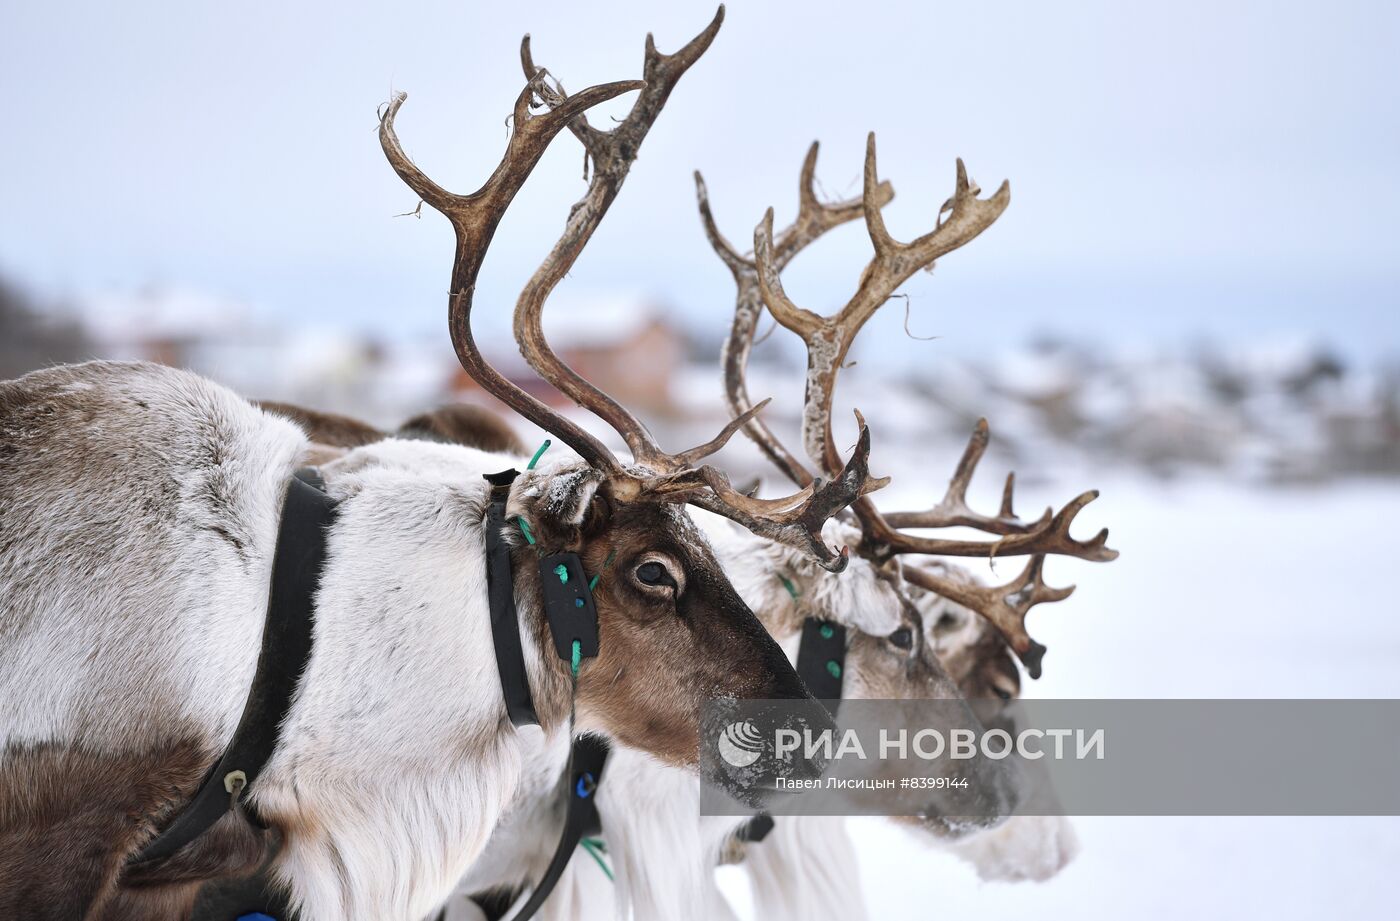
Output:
[
  {"xmin": 517, "ymin": 517, "xmax": 536, "ymax": 546},
  {"xmin": 779, "ymin": 575, "xmax": 801, "ymax": 600},
  {"xmin": 527, "ymin": 439, "xmax": 552, "ymax": 470},
  {"xmin": 571, "ymin": 639, "xmax": 582, "ymax": 678},
  {"xmin": 588, "ymin": 548, "xmax": 617, "ymax": 592},
  {"xmin": 579, "ymin": 837, "xmax": 614, "ymax": 882}
]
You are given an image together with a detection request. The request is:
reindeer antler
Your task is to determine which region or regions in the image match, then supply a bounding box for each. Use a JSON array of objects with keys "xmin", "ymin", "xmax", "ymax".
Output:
[
  {"xmin": 380, "ymin": 80, "xmax": 640, "ymax": 476},
  {"xmin": 696, "ymin": 141, "xmax": 893, "ymax": 491},
  {"xmin": 382, "ymin": 9, "xmax": 872, "ymax": 571},
  {"xmin": 711, "ymin": 133, "xmax": 1115, "ymax": 673},
  {"xmin": 753, "ymin": 134, "xmax": 1010, "ymax": 477},
  {"xmin": 514, "ymin": 10, "xmax": 731, "ymax": 475},
  {"xmin": 881, "ymin": 418, "xmax": 1049, "ymax": 535}
]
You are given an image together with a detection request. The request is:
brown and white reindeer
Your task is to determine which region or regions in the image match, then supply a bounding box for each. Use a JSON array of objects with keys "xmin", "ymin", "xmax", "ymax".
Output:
[
  {"xmin": 911, "ymin": 568, "xmax": 1081, "ymax": 885},
  {"xmin": 0, "ymin": 14, "xmax": 876, "ymax": 920}
]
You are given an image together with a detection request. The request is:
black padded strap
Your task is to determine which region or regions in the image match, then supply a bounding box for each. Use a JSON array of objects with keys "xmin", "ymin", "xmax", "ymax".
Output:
[
  {"xmin": 482, "ymin": 735, "xmax": 610, "ymax": 921},
  {"xmin": 484, "ymin": 468, "xmax": 539, "ymax": 728},
  {"xmin": 743, "ymin": 617, "xmax": 850, "ymax": 854},
  {"xmin": 795, "ymin": 617, "xmax": 847, "ymax": 706},
  {"xmin": 131, "ymin": 468, "xmax": 335, "ymax": 867}
]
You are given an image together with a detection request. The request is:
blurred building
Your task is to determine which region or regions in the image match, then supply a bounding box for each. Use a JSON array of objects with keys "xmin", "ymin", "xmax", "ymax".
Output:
[
  {"xmin": 451, "ymin": 298, "xmax": 684, "ymax": 416},
  {"xmin": 5, "ymin": 274, "xmax": 1397, "ymax": 485}
]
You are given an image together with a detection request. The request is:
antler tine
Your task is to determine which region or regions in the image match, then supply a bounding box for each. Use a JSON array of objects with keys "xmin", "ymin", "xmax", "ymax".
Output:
[
  {"xmin": 690, "ymin": 420, "xmax": 887, "ymax": 572},
  {"xmin": 519, "ymin": 35, "xmax": 602, "ymax": 155},
  {"xmin": 775, "ymin": 142, "xmax": 894, "ymax": 264},
  {"xmin": 701, "ymin": 140, "xmax": 890, "ymax": 490},
  {"xmin": 670, "ymin": 397, "xmax": 772, "ymax": 467},
  {"xmin": 379, "ymin": 82, "xmax": 641, "ymax": 476},
  {"xmin": 904, "ymin": 556, "xmax": 1071, "ymax": 680},
  {"xmin": 881, "ymin": 418, "xmax": 1052, "ymax": 535},
  {"xmin": 511, "ymin": 7, "xmax": 738, "ymax": 475},
  {"xmin": 694, "ymin": 172, "xmax": 748, "ymax": 277},
  {"xmin": 860, "ymin": 486, "xmax": 1118, "ymax": 563},
  {"xmin": 861, "ymin": 135, "xmax": 1012, "ymax": 276}
]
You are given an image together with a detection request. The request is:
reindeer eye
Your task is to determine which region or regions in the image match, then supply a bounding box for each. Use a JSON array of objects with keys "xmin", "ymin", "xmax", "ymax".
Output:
[
  {"xmin": 935, "ymin": 612, "xmax": 958, "ymax": 630},
  {"xmin": 887, "ymin": 628, "xmax": 913, "ymax": 650},
  {"xmin": 635, "ymin": 561, "xmax": 677, "ymax": 590},
  {"xmin": 994, "ymin": 687, "xmax": 1013, "ymax": 701}
]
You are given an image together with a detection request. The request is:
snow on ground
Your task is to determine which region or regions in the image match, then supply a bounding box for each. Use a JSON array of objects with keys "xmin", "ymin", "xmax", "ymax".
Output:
[{"xmin": 717, "ymin": 475, "xmax": 1400, "ymax": 918}]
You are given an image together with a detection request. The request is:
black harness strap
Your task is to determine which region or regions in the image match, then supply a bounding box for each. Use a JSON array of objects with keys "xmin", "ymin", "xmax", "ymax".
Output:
[
  {"xmin": 735, "ymin": 813, "xmax": 775, "ymax": 844},
  {"xmin": 794, "ymin": 617, "xmax": 847, "ymax": 706},
  {"xmin": 484, "ymin": 468, "xmax": 539, "ymax": 727},
  {"xmin": 132, "ymin": 468, "xmax": 336, "ymax": 868},
  {"xmin": 475, "ymin": 735, "xmax": 611, "ymax": 921},
  {"xmin": 737, "ymin": 616, "xmax": 848, "ymax": 848}
]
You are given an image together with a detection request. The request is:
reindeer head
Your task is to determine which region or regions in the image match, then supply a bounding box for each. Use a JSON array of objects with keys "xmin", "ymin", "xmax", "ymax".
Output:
[
  {"xmin": 379, "ymin": 10, "xmax": 880, "ymax": 769},
  {"xmin": 917, "ymin": 561, "xmax": 1022, "ymax": 709}
]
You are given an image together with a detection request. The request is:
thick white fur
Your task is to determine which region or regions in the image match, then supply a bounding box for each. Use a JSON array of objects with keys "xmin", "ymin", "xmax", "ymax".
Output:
[
  {"xmin": 0, "ymin": 362, "xmax": 613, "ymax": 921},
  {"xmin": 707, "ymin": 517, "xmax": 908, "ymax": 640},
  {"xmin": 1, "ymin": 362, "xmax": 297, "ymax": 754}
]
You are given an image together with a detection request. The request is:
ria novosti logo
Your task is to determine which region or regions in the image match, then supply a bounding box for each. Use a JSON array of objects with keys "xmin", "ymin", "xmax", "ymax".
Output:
[{"xmin": 717, "ymin": 720, "xmax": 765, "ymax": 768}]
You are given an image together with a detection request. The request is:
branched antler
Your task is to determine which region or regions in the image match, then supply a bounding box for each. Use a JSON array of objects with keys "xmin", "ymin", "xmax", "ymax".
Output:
[
  {"xmin": 382, "ymin": 8, "xmax": 873, "ymax": 571},
  {"xmin": 380, "ymin": 82, "xmax": 640, "ymax": 475},
  {"xmin": 753, "ymin": 134, "xmax": 1010, "ymax": 477},
  {"xmin": 514, "ymin": 9, "xmax": 732, "ymax": 475},
  {"xmin": 697, "ymin": 141, "xmax": 893, "ymax": 491},
  {"xmin": 706, "ymin": 132, "xmax": 1116, "ymax": 673},
  {"xmin": 859, "ymin": 467, "xmax": 1117, "ymax": 564}
]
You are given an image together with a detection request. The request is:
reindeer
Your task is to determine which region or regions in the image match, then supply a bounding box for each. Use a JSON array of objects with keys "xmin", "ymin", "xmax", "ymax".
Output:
[
  {"xmin": 0, "ymin": 14, "xmax": 880, "ymax": 920},
  {"xmin": 913, "ymin": 571, "xmax": 1081, "ymax": 884}
]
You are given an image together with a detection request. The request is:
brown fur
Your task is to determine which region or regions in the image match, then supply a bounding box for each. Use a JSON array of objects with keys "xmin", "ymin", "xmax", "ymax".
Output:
[
  {"xmin": 256, "ymin": 401, "xmax": 386, "ymax": 449},
  {"xmin": 257, "ymin": 400, "xmax": 526, "ymax": 457},
  {"xmin": 399, "ymin": 405, "xmax": 526, "ymax": 455},
  {"xmin": 0, "ymin": 737, "xmax": 270, "ymax": 921}
]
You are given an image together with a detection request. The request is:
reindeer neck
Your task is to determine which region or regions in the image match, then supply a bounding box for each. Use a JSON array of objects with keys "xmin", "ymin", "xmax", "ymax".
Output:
[{"xmin": 246, "ymin": 456, "xmax": 574, "ymax": 917}]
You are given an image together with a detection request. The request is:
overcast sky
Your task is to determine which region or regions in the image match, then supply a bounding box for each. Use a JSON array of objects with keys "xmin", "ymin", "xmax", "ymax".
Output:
[{"xmin": 2, "ymin": 0, "xmax": 1397, "ymax": 365}]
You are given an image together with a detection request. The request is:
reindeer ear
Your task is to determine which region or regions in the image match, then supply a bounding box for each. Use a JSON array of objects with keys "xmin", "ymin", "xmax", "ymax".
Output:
[{"xmin": 507, "ymin": 466, "xmax": 605, "ymax": 550}]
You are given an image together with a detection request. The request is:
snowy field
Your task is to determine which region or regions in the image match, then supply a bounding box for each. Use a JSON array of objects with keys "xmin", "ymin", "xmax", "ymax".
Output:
[{"xmin": 716, "ymin": 474, "xmax": 1400, "ymax": 918}]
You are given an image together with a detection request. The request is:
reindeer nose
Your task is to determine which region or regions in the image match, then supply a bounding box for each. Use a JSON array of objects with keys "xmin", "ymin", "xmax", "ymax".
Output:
[
  {"xmin": 741, "ymin": 698, "xmax": 838, "ymax": 782},
  {"xmin": 954, "ymin": 759, "xmax": 1020, "ymax": 830}
]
